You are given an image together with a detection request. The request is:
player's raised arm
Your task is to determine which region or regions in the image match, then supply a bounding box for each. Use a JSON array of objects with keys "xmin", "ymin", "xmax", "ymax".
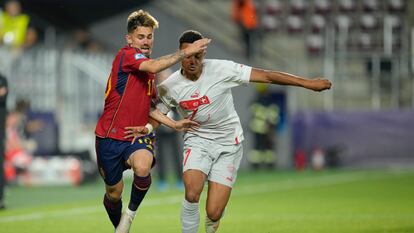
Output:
[
  {"xmin": 139, "ymin": 38, "xmax": 211, "ymax": 74},
  {"xmin": 250, "ymin": 68, "xmax": 332, "ymax": 92}
]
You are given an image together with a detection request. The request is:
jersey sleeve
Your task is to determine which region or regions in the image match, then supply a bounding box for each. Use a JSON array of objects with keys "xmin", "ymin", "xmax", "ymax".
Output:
[
  {"xmin": 156, "ymin": 84, "xmax": 175, "ymax": 114},
  {"xmin": 220, "ymin": 60, "xmax": 252, "ymax": 85},
  {"xmin": 122, "ymin": 50, "xmax": 150, "ymax": 73}
]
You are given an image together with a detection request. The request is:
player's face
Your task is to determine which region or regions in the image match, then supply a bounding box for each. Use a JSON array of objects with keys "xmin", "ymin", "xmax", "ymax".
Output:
[
  {"xmin": 126, "ymin": 26, "xmax": 154, "ymax": 57},
  {"xmin": 180, "ymin": 42, "xmax": 205, "ymax": 78}
]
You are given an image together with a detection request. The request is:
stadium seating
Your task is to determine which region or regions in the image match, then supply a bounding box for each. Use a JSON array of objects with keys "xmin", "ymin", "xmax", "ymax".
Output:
[
  {"xmin": 259, "ymin": 0, "xmax": 407, "ymax": 56},
  {"xmin": 264, "ymin": 0, "xmax": 283, "ymax": 16},
  {"xmin": 338, "ymin": 0, "xmax": 357, "ymax": 12},
  {"xmin": 387, "ymin": 0, "xmax": 405, "ymax": 12},
  {"xmin": 310, "ymin": 14, "xmax": 326, "ymax": 33},
  {"xmin": 314, "ymin": 0, "xmax": 332, "ymax": 15},
  {"xmin": 362, "ymin": 0, "xmax": 380, "ymax": 12}
]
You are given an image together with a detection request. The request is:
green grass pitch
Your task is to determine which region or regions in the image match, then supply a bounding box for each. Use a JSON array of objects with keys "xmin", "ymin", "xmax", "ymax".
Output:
[{"xmin": 1, "ymin": 169, "xmax": 413, "ymax": 233}]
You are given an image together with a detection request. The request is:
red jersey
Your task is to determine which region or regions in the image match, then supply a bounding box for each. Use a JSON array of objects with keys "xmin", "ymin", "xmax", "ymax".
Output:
[{"xmin": 95, "ymin": 45, "xmax": 156, "ymax": 141}]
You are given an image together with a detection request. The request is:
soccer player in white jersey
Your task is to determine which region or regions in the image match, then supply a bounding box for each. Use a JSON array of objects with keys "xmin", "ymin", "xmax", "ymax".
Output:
[{"xmin": 125, "ymin": 30, "xmax": 332, "ymax": 233}]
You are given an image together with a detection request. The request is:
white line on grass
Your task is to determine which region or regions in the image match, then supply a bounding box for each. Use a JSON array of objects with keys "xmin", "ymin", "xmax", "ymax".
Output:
[
  {"xmin": 0, "ymin": 196, "xmax": 184, "ymax": 223},
  {"xmin": 0, "ymin": 171, "xmax": 403, "ymax": 223}
]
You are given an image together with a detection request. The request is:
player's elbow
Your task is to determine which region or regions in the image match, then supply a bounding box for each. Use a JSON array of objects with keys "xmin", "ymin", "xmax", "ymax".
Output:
[{"xmin": 251, "ymin": 69, "xmax": 272, "ymax": 83}]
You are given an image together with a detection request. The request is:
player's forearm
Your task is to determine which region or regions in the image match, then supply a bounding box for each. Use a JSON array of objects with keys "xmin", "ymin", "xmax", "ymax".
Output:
[
  {"xmin": 266, "ymin": 70, "xmax": 310, "ymax": 87},
  {"xmin": 140, "ymin": 50, "xmax": 186, "ymax": 74},
  {"xmin": 250, "ymin": 68, "xmax": 307, "ymax": 86},
  {"xmin": 256, "ymin": 69, "xmax": 332, "ymax": 91},
  {"xmin": 149, "ymin": 108, "xmax": 178, "ymax": 129},
  {"xmin": 148, "ymin": 117, "xmax": 160, "ymax": 130}
]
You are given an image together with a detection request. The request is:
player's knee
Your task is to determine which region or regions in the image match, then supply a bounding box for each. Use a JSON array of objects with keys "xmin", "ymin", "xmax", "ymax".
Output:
[
  {"xmin": 206, "ymin": 208, "xmax": 223, "ymax": 222},
  {"xmin": 106, "ymin": 188, "xmax": 122, "ymax": 201},
  {"xmin": 185, "ymin": 190, "xmax": 201, "ymax": 203},
  {"xmin": 132, "ymin": 161, "xmax": 151, "ymax": 176}
]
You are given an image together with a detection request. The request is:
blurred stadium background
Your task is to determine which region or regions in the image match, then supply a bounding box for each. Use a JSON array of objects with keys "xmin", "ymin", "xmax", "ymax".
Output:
[{"xmin": 0, "ymin": 0, "xmax": 413, "ymax": 232}]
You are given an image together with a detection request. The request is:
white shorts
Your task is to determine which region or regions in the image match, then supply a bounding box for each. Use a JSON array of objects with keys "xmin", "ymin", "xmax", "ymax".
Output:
[{"xmin": 182, "ymin": 137, "xmax": 243, "ymax": 188}]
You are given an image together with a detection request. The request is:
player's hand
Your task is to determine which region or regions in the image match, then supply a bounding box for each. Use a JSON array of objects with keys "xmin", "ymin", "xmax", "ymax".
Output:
[
  {"xmin": 124, "ymin": 126, "xmax": 148, "ymax": 144},
  {"xmin": 185, "ymin": 38, "xmax": 211, "ymax": 55},
  {"xmin": 174, "ymin": 119, "xmax": 200, "ymax": 132},
  {"xmin": 305, "ymin": 78, "xmax": 332, "ymax": 92}
]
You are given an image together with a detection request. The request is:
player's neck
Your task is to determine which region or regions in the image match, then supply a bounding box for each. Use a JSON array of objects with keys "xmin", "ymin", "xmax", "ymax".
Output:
[{"xmin": 181, "ymin": 69, "xmax": 201, "ymax": 82}]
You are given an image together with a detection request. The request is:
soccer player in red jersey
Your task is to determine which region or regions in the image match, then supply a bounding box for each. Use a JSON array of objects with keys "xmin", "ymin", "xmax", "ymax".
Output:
[{"xmin": 95, "ymin": 10, "xmax": 209, "ymax": 233}]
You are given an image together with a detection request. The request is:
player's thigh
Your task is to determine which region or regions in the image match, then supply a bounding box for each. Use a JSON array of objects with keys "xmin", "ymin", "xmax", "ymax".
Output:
[
  {"xmin": 125, "ymin": 135, "xmax": 155, "ymax": 176},
  {"xmin": 209, "ymin": 144, "xmax": 243, "ymax": 188},
  {"xmin": 206, "ymin": 181, "xmax": 232, "ymax": 220},
  {"xmin": 95, "ymin": 137, "xmax": 127, "ymax": 186},
  {"xmin": 182, "ymin": 141, "xmax": 212, "ymax": 175}
]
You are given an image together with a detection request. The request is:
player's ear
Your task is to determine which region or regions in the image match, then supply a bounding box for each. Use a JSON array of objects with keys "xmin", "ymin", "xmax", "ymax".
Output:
[{"xmin": 125, "ymin": 34, "xmax": 132, "ymax": 44}]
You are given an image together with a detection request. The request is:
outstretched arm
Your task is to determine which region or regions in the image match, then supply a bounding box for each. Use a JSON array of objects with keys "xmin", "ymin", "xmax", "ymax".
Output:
[
  {"xmin": 124, "ymin": 108, "xmax": 199, "ymax": 143},
  {"xmin": 149, "ymin": 108, "xmax": 199, "ymax": 131},
  {"xmin": 250, "ymin": 68, "xmax": 332, "ymax": 92},
  {"xmin": 139, "ymin": 38, "xmax": 211, "ymax": 74},
  {"xmin": 123, "ymin": 111, "xmax": 199, "ymax": 144}
]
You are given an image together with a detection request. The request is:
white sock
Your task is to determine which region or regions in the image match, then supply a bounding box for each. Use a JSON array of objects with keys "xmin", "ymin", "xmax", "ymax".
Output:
[
  {"xmin": 125, "ymin": 208, "xmax": 136, "ymax": 219},
  {"xmin": 181, "ymin": 199, "xmax": 199, "ymax": 233},
  {"xmin": 205, "ymin": 217, "xmax": 220, "ymax": 233}
]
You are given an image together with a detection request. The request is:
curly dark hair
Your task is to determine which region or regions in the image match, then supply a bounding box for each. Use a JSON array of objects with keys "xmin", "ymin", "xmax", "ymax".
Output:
[{"xmin": 179, "ymin": 30, "xmax": 204, "ymax": 48}]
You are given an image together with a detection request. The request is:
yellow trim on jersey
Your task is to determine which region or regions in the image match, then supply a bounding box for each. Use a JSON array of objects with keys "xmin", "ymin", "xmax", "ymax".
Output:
[{"xmin": 104, "ymin": 74, "xmax": 112, "ymax": 99}]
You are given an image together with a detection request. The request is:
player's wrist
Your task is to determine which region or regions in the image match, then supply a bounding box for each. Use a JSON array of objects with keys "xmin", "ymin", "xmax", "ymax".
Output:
[
  {"xmin": 178, "ymin": 49, "xmax": 187, "ymax": 59},
  {"xmin": 145, "ymin": 123, "xmax": 154, "ymax": 134},
  {"xmin": 172, "ymin": 121, "xmax": 180, "ymax": 130}
]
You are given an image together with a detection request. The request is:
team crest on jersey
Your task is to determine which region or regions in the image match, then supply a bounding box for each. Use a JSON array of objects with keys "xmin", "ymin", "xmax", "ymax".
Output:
[
  {"xmin": 179, "ymin": 95, "xmax": 210, "ymax": 110},
  {"xmin": 134, "ymin": 53, "xmax": 146, "ymax": 60}
]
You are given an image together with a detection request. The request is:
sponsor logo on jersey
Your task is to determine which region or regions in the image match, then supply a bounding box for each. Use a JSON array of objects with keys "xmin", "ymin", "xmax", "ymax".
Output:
[
  {"xmin": 190, "ymin": 91, "xmax": 200, "ymax": 98},
  {"xmin": 134, "ymin": 53, "xmax": 146, "ymax": 60}
]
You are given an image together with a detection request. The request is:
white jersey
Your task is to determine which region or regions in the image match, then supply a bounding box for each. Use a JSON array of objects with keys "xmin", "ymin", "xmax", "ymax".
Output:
[{"xmin": 156, "ymin": 59, "xmax": 252, "ymax": 145}]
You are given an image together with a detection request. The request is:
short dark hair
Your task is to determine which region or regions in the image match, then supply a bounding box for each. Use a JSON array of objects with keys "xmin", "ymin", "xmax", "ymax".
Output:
[
  {"xmin": 127, "ymin": 10, "xmax": 159, "ymax": 33},
  {"xmin": 179, "ymin": 30, "xmax": 203, "ymax": 47}
]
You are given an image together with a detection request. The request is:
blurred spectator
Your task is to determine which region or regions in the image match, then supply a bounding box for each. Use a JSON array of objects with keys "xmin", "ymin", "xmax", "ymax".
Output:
[
  {"xmin": 4, "ymin": 109, "xmax": 33, "ymax": 184},
  {"xmin": 0, "ymin": 73, "xmax": 7, "ymax": 209},
  {"xmin": 248, "ymin": 84, "xmax": 279, "ymax": 169},
  {"xmin": 67, "ymin": 27, "xmax": 103, "ymax": 53},
  {"xmin": 14, "ymin": 99, "xmax": 44, "ymax": 141},
  {"xmin": 4, "ymin": 98, "xmax": 44, "ymax": 184},
  {"xmin": 23, "ymin": 26, "xmax": 38, "ymax": 50},
  {"xmin": 155, "ymin": 69, "xmax": 183, "ymax": 191},
  {"xmin": 0, "ymin": 0, "xmax": 38, "ymax": 52},
  {"xmin": 232, "ymin": 0, "xmax": 258, "ymax": 60}
]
